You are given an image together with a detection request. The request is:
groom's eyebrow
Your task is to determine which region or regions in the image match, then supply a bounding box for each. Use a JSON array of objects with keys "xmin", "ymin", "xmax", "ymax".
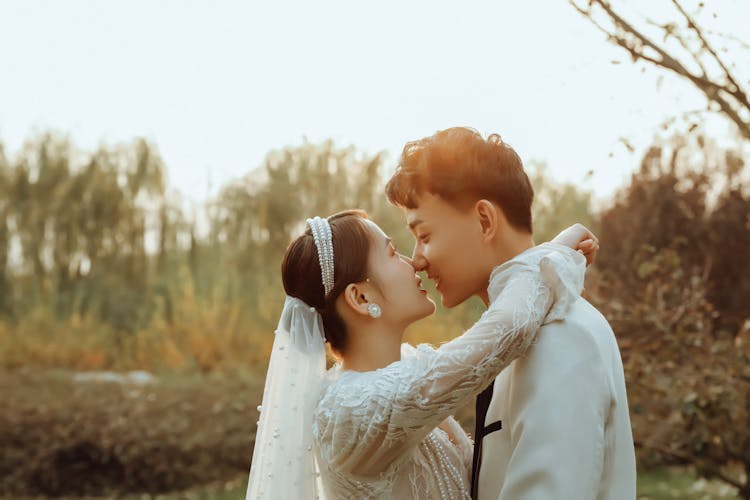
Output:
[{"xmin": 407, "ymin": 219, "xmax": 423, "ymax": 231}]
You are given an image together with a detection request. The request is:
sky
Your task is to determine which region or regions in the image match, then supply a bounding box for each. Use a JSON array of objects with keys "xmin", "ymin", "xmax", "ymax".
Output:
[{"xmin": 1, "ymin": 0, "xmax": 748, "ymax": 208}]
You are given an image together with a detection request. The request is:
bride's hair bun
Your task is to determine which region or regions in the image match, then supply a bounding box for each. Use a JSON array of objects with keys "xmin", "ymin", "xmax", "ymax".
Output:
[{"xmin": 281, "ymin": 209, "xmax": 372, "ymax": 354}]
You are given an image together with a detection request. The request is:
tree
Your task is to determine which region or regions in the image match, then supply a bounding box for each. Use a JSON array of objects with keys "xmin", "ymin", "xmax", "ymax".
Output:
[
  {"xmin": 0, "ymin": 145, "xmax": 11, "ymax": 316},
  {"xmin": 590, "ymin": 130, "xmax": 750, "ymax": 497},
  {"xmin": 528, "ymin": 161, "xmax": 598, "ymax": 244},
  {"xmin": 1, "ymin": 133, "xmax": 170, "ymax": 333},
  {"xmin": 570, "ymin": 0, "xmax": 750, "ymax": 141},
  {"xmin": 209, "ymin": 139, "xmax": 388, "ymax": 322}
]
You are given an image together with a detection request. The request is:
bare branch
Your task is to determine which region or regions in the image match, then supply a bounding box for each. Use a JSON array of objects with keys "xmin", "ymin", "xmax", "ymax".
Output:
[
  {"xmin": 706, "ymin": 29, "xmax": 750, "ymax": 51},
  {"xmin": 644, "ymin": 16, "xmax": 709, "ymax": 77},
  {"xmin": 569, "ymin": 0, "xmax": 750, "ymax": 141},
  {"xmin": 671, "ymin": 0, "xmax": 747, "ymax": 105}
]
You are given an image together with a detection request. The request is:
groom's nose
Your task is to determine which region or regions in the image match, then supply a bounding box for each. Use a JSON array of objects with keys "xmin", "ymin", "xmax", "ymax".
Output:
[{"xmin": 411, "ymin": 249, "xmax": 428, "ymax": 272}]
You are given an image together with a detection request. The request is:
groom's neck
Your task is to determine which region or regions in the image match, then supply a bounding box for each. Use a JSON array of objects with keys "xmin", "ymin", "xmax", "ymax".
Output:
[
  {"xmin": 496, "ymin": 232, "xmax": 535, "ymax": 265},
  {"xmin": 477, "ymin": 231, "xmax": 535, "ymax": 307}
]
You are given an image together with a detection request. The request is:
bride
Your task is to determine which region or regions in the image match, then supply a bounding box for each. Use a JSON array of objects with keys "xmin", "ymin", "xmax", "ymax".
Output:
[{"xmin": 246, "ymin": 210, "xmax": 597, "ymax": 499}]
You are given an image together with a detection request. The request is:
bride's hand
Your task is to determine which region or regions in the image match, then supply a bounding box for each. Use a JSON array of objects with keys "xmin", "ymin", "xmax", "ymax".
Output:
[{"xmin": 551, "ymin": 223, "xmax": 600, "ymax": 267}]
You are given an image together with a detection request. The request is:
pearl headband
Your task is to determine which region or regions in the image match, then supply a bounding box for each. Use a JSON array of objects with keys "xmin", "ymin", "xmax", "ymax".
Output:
[{"xmin": 306, "ymin": 216, "xmax": 334, "ymax": 296}]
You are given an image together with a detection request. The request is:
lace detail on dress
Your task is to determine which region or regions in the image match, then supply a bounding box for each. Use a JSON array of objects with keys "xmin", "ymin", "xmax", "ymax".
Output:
[{"xmin": 312, "ymin": 246, "xmax": 586, "ymax": 499}]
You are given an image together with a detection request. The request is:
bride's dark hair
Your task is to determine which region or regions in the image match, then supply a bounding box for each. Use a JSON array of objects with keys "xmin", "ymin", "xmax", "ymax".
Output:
[{"xmin": 281, "ymin": 209, "xmax": 372, "ymax": 354}]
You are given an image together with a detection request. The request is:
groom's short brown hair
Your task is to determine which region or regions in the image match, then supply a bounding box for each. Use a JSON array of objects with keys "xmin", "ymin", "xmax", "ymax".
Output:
[{"xmin": 385, "ymin": 127, "xmax": 534, "ymax": 233}]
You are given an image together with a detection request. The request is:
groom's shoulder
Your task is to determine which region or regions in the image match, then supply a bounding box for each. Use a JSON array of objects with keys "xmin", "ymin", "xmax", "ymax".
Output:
[
  {"xmin": 544, "ymin": 296, "xmax": 613, "ymax": 334},
  {"xmin": 572, "ymin": 295, "xmax": 612, "ymax": 324},
  {"xmin": 536, "ymin": 296, "xmax": 620, "ymax": 367}
]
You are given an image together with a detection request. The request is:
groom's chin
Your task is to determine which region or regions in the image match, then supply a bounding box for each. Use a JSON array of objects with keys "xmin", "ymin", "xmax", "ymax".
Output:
[
  {"xmin": 440, "ymin": 293, "xmax": 459, "ymax": 309},
  {"xmin": 439, "ymin": 289, "xmax": 472, "ymax": 309}
]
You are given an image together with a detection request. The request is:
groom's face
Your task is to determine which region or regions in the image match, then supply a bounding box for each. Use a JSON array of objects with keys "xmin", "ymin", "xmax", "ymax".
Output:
[{"xmin": 405, "ymin": 192, "xmax": 490, "ymax": 308}]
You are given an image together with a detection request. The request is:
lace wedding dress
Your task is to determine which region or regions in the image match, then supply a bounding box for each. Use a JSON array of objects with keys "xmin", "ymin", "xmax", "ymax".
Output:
[{"xmin": 312, "ymin": 244, "xmax": 585, "ymax": 499}]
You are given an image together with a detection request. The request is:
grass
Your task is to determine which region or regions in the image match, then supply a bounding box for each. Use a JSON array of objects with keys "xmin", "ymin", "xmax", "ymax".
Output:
[
  {"xmin": 121, "ymin": 476, "xmax": 247, "ymax": 500},
  {"xmin": 637, "ymin": 467, "xmax": 740, "ymax": 499},
  {"xmin": 114, "ymin": 467, "xmax": 741, "ymax": 500}
]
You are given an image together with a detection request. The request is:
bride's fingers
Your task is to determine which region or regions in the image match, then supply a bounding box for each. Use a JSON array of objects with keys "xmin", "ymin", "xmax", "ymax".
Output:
[
  {"xmin": 577, "ymin": 238, "xmax": 595, "ymax": 250},
  {"xmin": 584, "ymin": 239, "xmax": 600, "ymax": 250},
  {"xmin": 577, "ymin": 239, "xmax": 599, "ymax": 266}
]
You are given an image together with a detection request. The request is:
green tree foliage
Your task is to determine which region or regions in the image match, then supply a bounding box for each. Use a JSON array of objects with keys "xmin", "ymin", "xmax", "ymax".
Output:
[
  {"xmin": 206, "ymin": 139, "xmax": 388, "ymax": 327},
  {"xmin": 0, "ymin": 132, "xmax": 594, "ymax": 369},
  {"xmin": 0, "ymin": 145, "xmax": 12, "ymax": 318},
  {"xmin": 8, "ymin": 128, "xmax": 748, "ymax": 495},
  {"xmin": 529, "ymin": 161, "xmax": 597, "ymax": 244},
  {"xmin": 1, "ymin": 133, "xmax": 168, "ymax": 333}
]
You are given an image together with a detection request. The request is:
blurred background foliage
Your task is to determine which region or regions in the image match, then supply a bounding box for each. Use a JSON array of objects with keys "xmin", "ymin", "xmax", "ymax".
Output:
[
  {"xmin": 0, "ymin": 131, "xmax": 605, "ymax": 375},
  {"xmin": 2, "ymin": 0, "xmax": 750, "ymax": 495},
  {"xmin": 0, "ymin": 125, "xmax": 748, "ymax": 498}
]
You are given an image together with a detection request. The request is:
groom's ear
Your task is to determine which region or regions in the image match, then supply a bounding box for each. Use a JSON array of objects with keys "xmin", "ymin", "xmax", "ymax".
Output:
[
  {"xmin": 342, "ymin": 282, "xmax": 371, "ymax": 317},
  {"xmin": 475, "ymin": 199, "xmax": 502, "ymax": 243}
]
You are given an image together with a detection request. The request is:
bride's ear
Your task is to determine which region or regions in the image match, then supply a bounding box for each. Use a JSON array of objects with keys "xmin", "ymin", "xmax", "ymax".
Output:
[{"xmin": 342, "ymin": 282, "xmax": 371, "ymax": 317}]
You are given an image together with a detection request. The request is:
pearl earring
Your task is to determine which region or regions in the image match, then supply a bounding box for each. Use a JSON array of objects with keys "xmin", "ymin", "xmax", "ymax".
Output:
[{"xmin": 367, "ymin": 303, "xmax": 382, "ymax": 318}]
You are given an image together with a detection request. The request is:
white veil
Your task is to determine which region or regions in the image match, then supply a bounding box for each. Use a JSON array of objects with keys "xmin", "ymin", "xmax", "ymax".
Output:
[{"xmin": 245, "ymin": 295, "xmax": 328, "ymax": 499}]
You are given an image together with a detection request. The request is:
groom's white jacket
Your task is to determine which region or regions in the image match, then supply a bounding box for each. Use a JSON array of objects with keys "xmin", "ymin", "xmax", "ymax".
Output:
[{"xmin": 477, "ymin": 244, "xmax": 636, "ymax": 500}]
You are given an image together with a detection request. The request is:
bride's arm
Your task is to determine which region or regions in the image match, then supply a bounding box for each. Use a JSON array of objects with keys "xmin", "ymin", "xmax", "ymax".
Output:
[
  {"xmin": 390, "ymin": 246, "xmax": 586, "ymax": 436},
  {"xmin": 315, "ymin": 243, "xmax": 586, "ymax": 476}
]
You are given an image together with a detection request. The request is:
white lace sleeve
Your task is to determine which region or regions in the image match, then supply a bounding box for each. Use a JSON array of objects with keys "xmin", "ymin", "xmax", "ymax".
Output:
[{"xmin": 313, "ymin": 246, "xmax": 585, "ymax": 477}]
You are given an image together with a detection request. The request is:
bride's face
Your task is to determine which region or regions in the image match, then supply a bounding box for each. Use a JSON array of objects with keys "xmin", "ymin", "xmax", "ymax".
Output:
[{"xmin": 362, "ymin": 220, "xmax": 436, "ymax": 325}]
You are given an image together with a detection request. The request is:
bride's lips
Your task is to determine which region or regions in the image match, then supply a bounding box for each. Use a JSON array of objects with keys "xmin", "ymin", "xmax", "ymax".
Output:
[{"xmin": 419, "ymin": 275, "xmax": 440, "ymax": 293}]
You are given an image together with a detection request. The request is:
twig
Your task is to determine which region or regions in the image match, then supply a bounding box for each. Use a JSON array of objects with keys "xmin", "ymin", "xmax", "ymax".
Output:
[
  {"xmin": 671, "ymin": 0, "xmax": 749, "ymax": 106},
  {"xmin": 568, "ymin": 0, "xmax": 750, "ymax": 141}
]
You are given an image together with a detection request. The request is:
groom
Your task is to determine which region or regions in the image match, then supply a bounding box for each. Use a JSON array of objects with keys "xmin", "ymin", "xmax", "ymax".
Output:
[{"xmin": 385, "ymin": 127, "xmax": 636, "ymax": 499}]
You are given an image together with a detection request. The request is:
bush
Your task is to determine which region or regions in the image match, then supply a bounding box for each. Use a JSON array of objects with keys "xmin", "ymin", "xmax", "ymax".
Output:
[{"xmin": 0, "ymin": 370, "xmax": 262, "ymax": 497}]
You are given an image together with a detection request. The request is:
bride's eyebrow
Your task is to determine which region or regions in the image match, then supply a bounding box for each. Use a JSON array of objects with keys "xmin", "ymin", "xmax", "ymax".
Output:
[{"xmin": 384, "ymin": 237, "xmax": 393, "ymax": 249}]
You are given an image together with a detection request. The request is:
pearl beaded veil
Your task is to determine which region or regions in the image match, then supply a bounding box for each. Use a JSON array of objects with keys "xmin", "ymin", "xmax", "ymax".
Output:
[
  {"xmin": 246, "ymin": 216, "xmax": 334, "ymax": 499},
  {"xmin": 245, "ymin": 295, "xmax": 328, "ymax": 499}
]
